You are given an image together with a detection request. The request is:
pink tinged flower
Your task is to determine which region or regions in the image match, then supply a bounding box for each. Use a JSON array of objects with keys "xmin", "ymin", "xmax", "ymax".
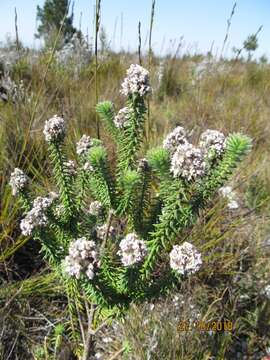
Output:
[
  {"xmin": 169, "ymin": 242, "xmax": 202, "ymax": 275},
  {"xmin": 88, "ymin": 201, "xmax": 103, "ymax": 217},
  {"xmin": 76, "ymin": 134, "xmax": 92, "ymax": 155},
  {"xmin": 199, "ymin": 129, "xmax": 226, "ymax": 158},
  {"xmin": 163, "ymin": 126, "xmax": 188, "ymax": 155},
  {"xmin": 120, "ymin": 64, "xmax": 151, "ymax": 97},
  {"xmin": 86, "ymin": 263, "xmax": 95, "ymax": 280},
  {"xmin": 117, "ymin": 233, "xmax": 148, "ymax": 266},
  {"xmin": 9, "ymin": 168, "xmax": 29, "ymax": 195},
  {"xmin": 20, "ymin": 195, "xmax": 53, "ymax": 236},
  {"xmin": 96, "ymin": 224, "xmax": 116, "ymax": 240},
  {"xmin": 114, "ymin": 107, "xmax": 130, "ymax": 128},
  {"xmin": 63, "ymin": 237, "xmax": 99, "ymax": 280},
  {"xmin": 43, "ymin": 115, "xmax": 66, "ymax": 143},
  {"xmin": 170, "ymin": 142, "xmax": 206, "ymax": 180}
]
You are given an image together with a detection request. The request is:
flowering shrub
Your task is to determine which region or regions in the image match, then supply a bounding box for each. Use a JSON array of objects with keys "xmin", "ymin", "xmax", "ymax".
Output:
[{"xmin": 10, "ymin": 64, "xmax": 252, "ymax": 317}]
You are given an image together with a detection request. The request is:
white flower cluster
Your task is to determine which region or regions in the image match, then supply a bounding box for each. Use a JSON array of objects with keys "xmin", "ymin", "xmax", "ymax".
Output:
[
  {"xmin": 199, "ymin": 129, "xmax": 226, "ymax": 157},
  {"xmin": 63, "ymin": 237, "xmax": 98, "ymax": 280},
  {"xmin": 96, "ymin": 224, "xmax": 116, "ymax": 240},
  {"xmin": 43, "ymin": 115, "xmax": 66, "ymax": 143},
  {"xmin": 114, "ymin": 107, "xmax": 130, "ymax": 128},
  {"xmin": 120, "ymin": 64, "xmax": 151, "ymax": 97},
  {"xmin": 169, "ymin": 242, "xmax": 202, "ymax": 275},
  {"xmin": 76, "ymin": 134, "xmax": 91, "ymax": 155},
  {"xmin": 9, "ymin": 168, "xmax": 29, "ymax": 195},
  {"xmin": 117, "ymin": 233, "xmax": 148, "ymax": 266},
  {"xmin": 76, "ymin": 134, "xmax": 92, "ymax": 155},
  {"xmin": 20, "ymin": 196, "xmax": 54, "ymax": 236},
  {"xmin": 170, "ymin": 142, "xmax": 206, "ymax": 180},
  {"xmin": 88, "ymin": 201, "xmax": 103, "ymax": 217},
  {"xmin": 163, "ymin": 126, "xmax": 188, "ymax": 154},
  {"xmin": 219, "ymin": 186, "xmax": 239, "ymax": 210},
  {"xmin": 64, "ymin": 160, "xmax": 76, "ymax": 176}
]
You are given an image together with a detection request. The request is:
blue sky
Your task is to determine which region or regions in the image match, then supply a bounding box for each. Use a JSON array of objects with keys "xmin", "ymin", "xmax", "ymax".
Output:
[{"xmin": 0, "ymin": 0, "xmax": 269, "ymax": 58}]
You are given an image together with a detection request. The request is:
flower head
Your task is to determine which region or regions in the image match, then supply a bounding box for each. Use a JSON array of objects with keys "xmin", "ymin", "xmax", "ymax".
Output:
[
  {"xmin": 114, "ymin": 107, "xmax": 130, "ymax": 128},
  {"xmin": 163, "ymin": 126, "xmax": 188, "ymax": 155},
  {"xmin": 9, "ymin": 168, "xmax": 29, "ymax": 195},
  {"xmin": 20, "ymin": 215, "xmax": 36, "ymax": 236},
  {"xmin": 169, "ymin": 242, "xmax": 202, "ymax": 275},
  {"xmin": 117, "ymin": 233, "xmax": 148, "ymax": 266},
  {"xmin": 32, "ymin": 196, "xmax": 54, "ymax": 211},
  {"xmin": 85, "ymin": 263, "xmax": 95, "ymax": 280},
  {"xmin": 76, "ymin": 134, "xmax": 92, "ymax": 155},
  {"xmin": 120, "ymin": 64, "xmax": 151, "ymax": 97},
  {"xmin": 76, "ymin": 135, "xmax": 103, "ymax": 156},
  {"xmin": 170, "ymin": 142, "xmax": 206, "ymax": 180},
  {"xmin": 63, "ymin": 256, "xmax": 82, "ymax": 279},
  {"xmin": 199, "ymin": 129, "xmax": 226, "ymax": 158},
  {"xmin": 20, "ymin": 195, "xmax": 54, "ymax": 236},
  {"xmin": 96, "ymin": 223, "xmax": 116, "ymax": 240},
  {"xmin": 88, "ymin": 201, "xmax": 103, "ymax": 217},
  {"xmin": 43, "ymin": 115, "xmax": 66, "ymax": 143},
  {"xmin": 63, "ymin": 237, "xmax": 99, "ymax": 280},
  {"xmin": 20, "ymin": 208, "xmax": 47, "ymax": 236}
]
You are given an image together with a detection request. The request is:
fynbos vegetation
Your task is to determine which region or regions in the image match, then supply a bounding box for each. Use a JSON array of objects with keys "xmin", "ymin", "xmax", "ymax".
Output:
[
  {"xmin": 1, "ymin": 2, "xmax": 270, "ymax": 359},
  {"xmin": 8, "ymin": 64, "xmax": 252, "ymax": 357}
]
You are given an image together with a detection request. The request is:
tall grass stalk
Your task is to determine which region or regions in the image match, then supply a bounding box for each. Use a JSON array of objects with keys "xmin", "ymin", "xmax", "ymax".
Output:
[
  {"xmin": 138, "ymin": 21, "xmax": 142, "ymax": 66},
  {"xmin": 94, "ymin": 0, "xmax": 101, "ymax": 139},
  {"xmin": 14, "ymin": 7, "xmax": 20, "ymax": 51},
  {"xmin": 146, "ymin": 0, "xmax": 156, "ymax": 146},
  {"xmin": 220, "ymin": 2, "xmax": 237, "ymax": 59}
]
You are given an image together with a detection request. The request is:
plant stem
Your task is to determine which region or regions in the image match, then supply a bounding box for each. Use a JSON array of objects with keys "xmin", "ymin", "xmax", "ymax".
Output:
[{"xmin": 95, "ymin": 0, "xmax": 101, "ymax": 139}]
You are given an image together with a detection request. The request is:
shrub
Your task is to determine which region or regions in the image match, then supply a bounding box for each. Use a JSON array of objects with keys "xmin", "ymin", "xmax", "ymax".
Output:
[{"xmin": 9, "ymin": 64, "xmax": 252, "ymax": 355}]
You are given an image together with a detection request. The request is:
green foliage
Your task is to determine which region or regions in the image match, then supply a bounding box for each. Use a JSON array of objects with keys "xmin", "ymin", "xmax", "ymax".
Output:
[
  {"xmin": 117, "ymin": 169, "xmax": 140, "ymax": 220},
  {"xmin": 48, "ymin": 142, "xmax": 75, "ymax": 221},
  {"xmin": 96, "ymin": 101, "xmax": 119, "ymax": 143},
  {"xmin": 116, "ymin": 96, "xmax": 147, "ymax": 172},
  {"xmin": 9, "ymin": 66, "xmax": 253, "ymax": 353},
  {"xmin": 243, "ymin": 26, "xmax": 262, "ymax": 60},
  {"xmin": 87, "ymin": 145, "xmax": 115, "ymax": 208},
  {"xmin": 243, "ymin": 34, "xmax": 258, "ymax": 52},
  {"xmin": 193, "ymin": 133, "xmax": 252, "ymax": 207},
  {"xmin": 36, "ymin": 0, "xmax": 77, "ymax": 46},
  {"xmin": 2, "ymin": 42, "xmax": 270, "ymax": 358},
  {"xmin": 146, "ymin": 147, "xmax": 170, "ymax": 179}
]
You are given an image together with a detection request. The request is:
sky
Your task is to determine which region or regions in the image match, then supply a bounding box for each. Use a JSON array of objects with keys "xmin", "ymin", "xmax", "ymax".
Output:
[{"xmin": 0, "ymin": 0, "xmax": 269, "ymax": 58}]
